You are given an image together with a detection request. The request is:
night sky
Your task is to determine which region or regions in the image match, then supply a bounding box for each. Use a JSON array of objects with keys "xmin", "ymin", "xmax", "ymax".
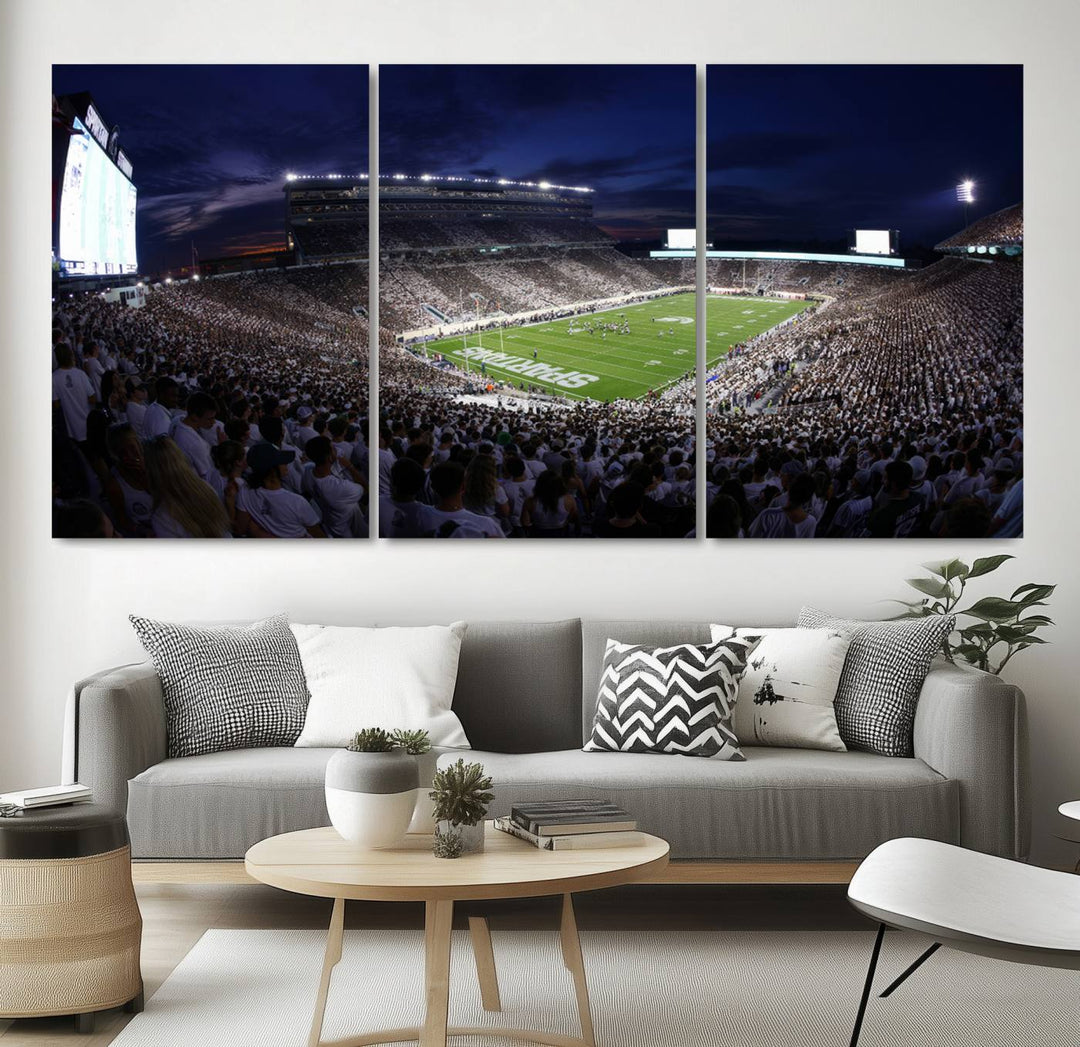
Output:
[
  {"xmin": 707, "ymin": 65, "xmax": 1023, "ymax": 251},
  {"xmin": 52, "ymin": 64, "xmax": 1019, "ymax": 272},
  {"xmin": 379, "ymin": 65, "xmax": 696, "ymax": 241},
  {"xmin": 52, "ymin": 65, "xmax": 369, "ymax": 274}
]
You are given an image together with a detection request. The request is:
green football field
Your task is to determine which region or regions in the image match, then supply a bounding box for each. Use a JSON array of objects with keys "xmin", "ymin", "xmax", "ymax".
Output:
[{"xmin": 419, "ymin": 292, "xmax": 812, "ymax": 403}]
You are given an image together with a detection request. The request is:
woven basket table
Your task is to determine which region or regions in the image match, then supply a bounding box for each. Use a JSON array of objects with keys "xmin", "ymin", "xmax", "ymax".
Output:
[{"xmin": 0, "ymin": 803, "xmax": 143, "ymax": 1034}]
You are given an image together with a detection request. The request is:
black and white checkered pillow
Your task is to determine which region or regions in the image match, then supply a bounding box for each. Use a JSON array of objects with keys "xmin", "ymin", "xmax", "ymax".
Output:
[
  {"xmin": 130, "ymin": 613, "xmax": 310, "ymax": 758},
  {"xmin": 584, "ymin": 636, "xmax": 756, "ymax": 760},
  {"xmin": 797, "ymin": 607, "xmax": 954, "ymax": 757}
]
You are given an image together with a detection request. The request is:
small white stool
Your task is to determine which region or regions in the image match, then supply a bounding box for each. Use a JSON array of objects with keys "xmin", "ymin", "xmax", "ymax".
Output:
[{"xmin": 846, "ymin": 837, "xmax": 1080, "ymax": 1047}]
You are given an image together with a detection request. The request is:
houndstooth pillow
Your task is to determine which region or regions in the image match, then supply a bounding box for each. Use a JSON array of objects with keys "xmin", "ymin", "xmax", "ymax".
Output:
[
  {"xmin": 130, "ymin": 613, "xmax": 310, "ymax": 758},
  {"xmin": 797, "ymin": 607, "xmax": 955, "ymax": 757},
  {"xmin": 584, "ymin": 636, "xmax": 757, "ymax": 760}
]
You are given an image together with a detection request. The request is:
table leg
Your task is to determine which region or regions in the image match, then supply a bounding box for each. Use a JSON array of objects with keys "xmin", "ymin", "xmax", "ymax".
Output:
[
  {"xmin": 469, "ymin": 915, "xmax": 502, "ymax": 1011},
  {"xmin": 308, "ymin": 897, "xmax": 345, "ymax": 1047},
  {"xmin": 559, "ymin": 894, "xmax": 595, "ymax": 1047},
  {"xmin": 421, "ymin": 899, "xmax": 454, "ymax": 1047}
]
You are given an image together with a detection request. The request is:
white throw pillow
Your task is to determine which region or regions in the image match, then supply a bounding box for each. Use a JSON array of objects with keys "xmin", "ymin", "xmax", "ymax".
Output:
[
  {"xmin": 710, "ymin": 625, "xmax": 849, "ymax": 752},
  {"xmin": 291, "ymin": 622, "xmax": 470, "ymax": 748}
]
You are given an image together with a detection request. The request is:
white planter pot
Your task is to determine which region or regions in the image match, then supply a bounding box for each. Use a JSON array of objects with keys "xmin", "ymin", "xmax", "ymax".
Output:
[
  {"xmin": 408, "ymin": 750, "xmax": 440, "ymax": 834},
  {"xmin": 325, "ymin": 750, "xmax": 418, "ymax": 849}
]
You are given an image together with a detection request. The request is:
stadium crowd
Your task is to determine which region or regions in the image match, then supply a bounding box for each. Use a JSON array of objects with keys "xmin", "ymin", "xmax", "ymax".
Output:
[
  {"xmin": 705, "ymin": 253, "xmax": 1023, "ymax": 539},
  {"xmin": 377, "ymin": 357, "xmax": 696, "ymax": 538},
  {"xmin": 51, "ymin": 266, "xmax": 370, "ymax": 539}
]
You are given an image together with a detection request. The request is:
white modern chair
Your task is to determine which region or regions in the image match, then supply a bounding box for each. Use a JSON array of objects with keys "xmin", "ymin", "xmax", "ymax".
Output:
[{"xmin": 846, "ymin": 837, "xmax": 1080, "ymax": 1047}]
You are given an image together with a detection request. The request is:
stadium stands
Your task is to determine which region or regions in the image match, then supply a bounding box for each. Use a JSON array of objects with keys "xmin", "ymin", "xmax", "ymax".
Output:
[
  {"xmin": 378, "ymin": 177, "xmax": 696, "ymax": 538},
  {"xmin": 705, "ymin": 211, "xmax": 1024, "ymax": 539},
  {"xmin": 51, "ymin": 265, "xmax": 369, "ymax": 539}
]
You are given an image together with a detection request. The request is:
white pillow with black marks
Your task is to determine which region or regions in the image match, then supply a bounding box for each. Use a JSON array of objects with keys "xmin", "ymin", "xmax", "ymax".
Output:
[{"xmin": 710, "ymin": 625, "xmax": 850, "ymax": 752}]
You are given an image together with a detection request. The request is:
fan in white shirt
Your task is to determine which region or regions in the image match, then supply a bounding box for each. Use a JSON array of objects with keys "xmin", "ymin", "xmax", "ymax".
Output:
[
  {"xmin": 305, "ymin": 436, "xmax": 367, "ymax": 538},
  {"xmin": 51, "ymin": 344, "xmax": 97, "ymax": 442},
  {"xmin": 236, "ymin": 443, "xmax": 326, "ymax": 538}
]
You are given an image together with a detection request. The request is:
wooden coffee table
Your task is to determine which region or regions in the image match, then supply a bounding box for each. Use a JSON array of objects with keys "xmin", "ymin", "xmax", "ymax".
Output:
[{"xmin": 245, "ymin": 823, "xmax": 669, "ymax": 1047}]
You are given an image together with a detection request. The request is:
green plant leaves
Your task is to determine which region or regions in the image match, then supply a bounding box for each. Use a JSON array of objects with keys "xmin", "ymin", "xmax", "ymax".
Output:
[
  {"xmin": 923, "ymin": 558, "xmax": 970, "ymax": 581},
  {"xmin": 967, "ymin": 554, "xmax": 1014, "ymax": 578},
  {"xmin": 906, "ymin": 577, "xmax": 952, "ymax": 599},
  {"xmin": 959, "ymin": 597, "xmax": 1026, "ymax": 622},
  {"xmin": 894, "ymin": 557, "xmax": 1053, "ymax": 676},
  {"xmin": 1011, "ymin": 584, "xmax": 1056, "ymax": 604}
]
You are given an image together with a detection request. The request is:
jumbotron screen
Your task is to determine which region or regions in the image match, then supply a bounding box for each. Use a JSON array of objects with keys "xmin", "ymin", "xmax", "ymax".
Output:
[
  {"xmin": 58, "ymin": 117, "xmax": 138, "ymax": 276},
  {"xmin": 666, "ymin": 228, "xmax": 695, "ymax": 250},
  {"xmin": 853, "ymin": 229, "xmax": 892, "ymax": 256}
]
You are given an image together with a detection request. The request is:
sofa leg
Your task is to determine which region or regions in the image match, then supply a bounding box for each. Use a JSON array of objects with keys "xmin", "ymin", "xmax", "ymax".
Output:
[
  {"xmin": 124, "ymin": 988, "xmax": 145, "ymax": 1014},
  {"xmin": 75, "ymin": 1010, "xmax": 96, "ymax": 1034}
]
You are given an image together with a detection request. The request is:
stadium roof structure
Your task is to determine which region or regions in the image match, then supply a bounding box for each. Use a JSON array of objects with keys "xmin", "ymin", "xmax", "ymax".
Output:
[
  {"xmin": 283, "ymin": 173, "xmax": 594, "ymax": 194},
  {"xmin": 936, "ymin": 203, "xmax": 1023, "ymax": 257}
]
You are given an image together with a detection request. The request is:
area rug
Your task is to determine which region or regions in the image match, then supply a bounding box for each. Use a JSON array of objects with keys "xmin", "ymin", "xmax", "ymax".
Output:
[{"xmin": 111, "ymin": 928, "xmax": 1078, "ymax": 1046}]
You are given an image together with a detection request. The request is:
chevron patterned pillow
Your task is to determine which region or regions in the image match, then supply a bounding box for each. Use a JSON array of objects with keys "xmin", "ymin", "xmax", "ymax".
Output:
[{"xmin": 583, "ymin": 636, "xmax": 757, "ymax": 759}]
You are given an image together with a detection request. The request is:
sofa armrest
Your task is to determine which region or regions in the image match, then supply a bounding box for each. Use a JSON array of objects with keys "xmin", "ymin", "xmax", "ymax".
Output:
[
  {"xmin": 63, "ymin": 662, "xmax": 167, "ymax": 816},
  {"xmin": 913, "ymin": 660, "xmax": 1029, "ymax": 859}
]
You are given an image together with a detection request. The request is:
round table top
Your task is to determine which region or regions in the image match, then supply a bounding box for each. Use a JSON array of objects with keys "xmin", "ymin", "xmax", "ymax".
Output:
[
  {"xmin": 245, "ymin": 824, "xmax": 670, "ymax": 902},
  {"xmin": 1059, "ymin": 800, "xmax": 1080, "ymax": 822}
]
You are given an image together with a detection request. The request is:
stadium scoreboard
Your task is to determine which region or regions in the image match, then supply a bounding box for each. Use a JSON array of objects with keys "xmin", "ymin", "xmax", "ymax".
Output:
[
  {"xmin": 850, "ymin": 229, "xmax": 899, "ymax": 257},
  {"xmin": 666, "ymin": 228, "xmax": 696, "ymax": 250},
  {"xmin": 54, "ymin": 95, "xmax": 138, "ymax": 278}
]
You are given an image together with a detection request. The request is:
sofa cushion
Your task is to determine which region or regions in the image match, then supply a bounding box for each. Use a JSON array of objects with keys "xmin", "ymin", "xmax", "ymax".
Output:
[
  {"xmin": 583, "ymin": 636, "xmax": 755, "ymax": 760},
  {"xmin": 453, "ymin": 619, "xmax": 582, "ymax": 753},
  {"xmin": 461, "ymin": 747, "xmax": 958, "ymax": 861},
  {"xmin": 291, "ymin": 622, "xmax": 469, "ymax": 748},
  {"xmin": 127, "ymin": 747, "xmax": 335, "ymax": 859},
  {"xmin": 581, "ymin": 620, "xmax": 713, "ymax": 742}
]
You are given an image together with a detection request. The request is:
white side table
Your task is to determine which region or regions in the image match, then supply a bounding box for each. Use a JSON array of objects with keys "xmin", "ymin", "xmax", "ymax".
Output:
[{"xmin": 1057, "ymin": 800, "xmax": 1080, "ymax": 873}]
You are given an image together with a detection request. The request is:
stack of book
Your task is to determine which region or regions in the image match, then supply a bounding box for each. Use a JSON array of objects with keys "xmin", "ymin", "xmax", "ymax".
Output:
[
  {"xmin": 0, "ymin": 783, "xmax": 92, "ymax": 811},
  {"xmin": 494, "ymin": 799, "xmax": 638, "ymax": 851}
]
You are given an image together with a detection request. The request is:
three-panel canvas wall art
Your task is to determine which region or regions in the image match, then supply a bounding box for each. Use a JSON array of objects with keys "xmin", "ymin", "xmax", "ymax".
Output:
[{"xmin": 50, "ymin": 64, "xmax": 1023, "ymax": 540}]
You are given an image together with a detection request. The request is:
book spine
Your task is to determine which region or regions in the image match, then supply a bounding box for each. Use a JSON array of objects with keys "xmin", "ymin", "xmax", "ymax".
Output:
[{"xmin": 493, "ymin": 817, "xmax": 554, "ymax": 850}]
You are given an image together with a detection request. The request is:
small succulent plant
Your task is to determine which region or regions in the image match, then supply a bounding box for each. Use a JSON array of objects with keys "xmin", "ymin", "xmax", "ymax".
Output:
[
  {"xmin": 432, "ymin": 824, "xmax": 464, "ymax": 859},
  {"xmin": 430, "ymin": 759, "xmax": 494, "ymax": 827},
  {"xmin": 390, "ymin": 728, "xmax": 432, "ymax": 755},
  {"xmin": 347, "ymin": 728, "xmax": 395, "ymax": 753}
]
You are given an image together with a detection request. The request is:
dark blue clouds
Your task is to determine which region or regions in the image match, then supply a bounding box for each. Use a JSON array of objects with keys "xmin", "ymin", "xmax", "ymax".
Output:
[
  {"xmin": 707, "ymin": 65, "xmax": 1022, "ymax": 249},
  {"xmin": 52, "ymin": 66, "xmax": 369, "ymax": 272},
  {"xmin": 380, "ymin": 65, "xmax": 696, "ymax": 239}
]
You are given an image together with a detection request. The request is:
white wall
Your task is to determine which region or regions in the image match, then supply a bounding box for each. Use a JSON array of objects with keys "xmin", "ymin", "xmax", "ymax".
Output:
[{"xmin": 2, "ymin": 0, "xmax": 1078, "ymax": 866}]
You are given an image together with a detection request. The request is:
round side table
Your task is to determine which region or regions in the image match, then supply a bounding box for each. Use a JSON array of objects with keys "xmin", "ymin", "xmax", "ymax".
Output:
[
  {"xmin": 1057, "ymin": 800, "xmax": 1080, "ymax": 873},
  {"xmin": 0, "ymin": 803, "xmax": 144, "ymax": 1033}
]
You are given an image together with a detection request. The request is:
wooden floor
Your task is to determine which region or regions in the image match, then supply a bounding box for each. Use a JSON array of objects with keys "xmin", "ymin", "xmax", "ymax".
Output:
[{"xmin": 0, "ymin": 882, "xmax": 869, "ymax": 1045}]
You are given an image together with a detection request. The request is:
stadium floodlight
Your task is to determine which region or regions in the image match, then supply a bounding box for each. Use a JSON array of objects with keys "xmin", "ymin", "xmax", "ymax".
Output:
[
  {"xmin": 192, "ymin": 273, "xmax": 200, "ymax": 281},
  {"xmin": 956, "ymin": 179, "xmax": 975, "ymax": 203},
  {"xmin": 285, "ymin": 172, "xmax": 297, "ymax": 182},
  {"xmin": 539, "ymin": 181, "xmax": 552, "ymax": 190}
]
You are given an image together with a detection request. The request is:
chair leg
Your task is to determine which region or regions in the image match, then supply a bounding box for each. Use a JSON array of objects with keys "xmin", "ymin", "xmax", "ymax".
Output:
[
  {"xmin": 849, "ymin": 923, "xmax": 886, "ymax": 1047},
  {"xmin": 879, "ymin": 942, "xmax": 941, "ymax": 998},
  {"xmin": 123, "ymin": 988, "xmax": 145, "ymax": 1014}
]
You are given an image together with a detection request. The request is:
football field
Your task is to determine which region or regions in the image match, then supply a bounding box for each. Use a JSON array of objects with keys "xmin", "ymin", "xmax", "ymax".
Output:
[{"xmin": 419, "ymin": 292, "xmax": 812, "ymax": 403}]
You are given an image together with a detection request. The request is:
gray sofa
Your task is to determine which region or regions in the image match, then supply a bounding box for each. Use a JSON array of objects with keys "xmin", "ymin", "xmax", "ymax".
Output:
[{"xmin": 63, "ymin": 618, "xmax": 1030, "ymax": 864}]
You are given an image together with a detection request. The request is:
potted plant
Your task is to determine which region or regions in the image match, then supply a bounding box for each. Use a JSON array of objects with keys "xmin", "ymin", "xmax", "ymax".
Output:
[
  {"xmin": 889, "ymin": 555, "xmax": 1054, "ymax": 675},
  {"xmin": 324, "ymin": 728, "xmax": 430, "ymax": 849},
  {"xmin": 430, "ymin": 758, "xmax": 494, "ymax": 857}
]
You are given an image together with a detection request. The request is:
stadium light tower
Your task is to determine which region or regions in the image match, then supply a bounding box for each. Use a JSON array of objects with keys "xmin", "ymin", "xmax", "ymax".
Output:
[{"xmin": 957, "ymin": 179, "xmax": 976, "ymax": 228}]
